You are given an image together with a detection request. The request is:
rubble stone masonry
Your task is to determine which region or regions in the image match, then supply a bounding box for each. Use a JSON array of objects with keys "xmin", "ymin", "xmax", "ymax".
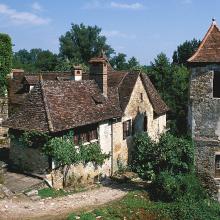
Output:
[{"xmin": 189, "ymin": 64, "xmax": 220, "ymax": 186}]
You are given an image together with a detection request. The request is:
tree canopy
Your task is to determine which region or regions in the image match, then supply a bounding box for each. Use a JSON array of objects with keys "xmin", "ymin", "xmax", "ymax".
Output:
[
  {"xmin": 172, "ymin": 38, "xmax": 201, "ymax": 65},
  {"xmin": 149, "ymin": 53, "xmax": 190, "ymax": 135},
  {"xmin": 0, "ymin": 33, "xmax": 12, "ymax": 96},
  {"xmin": 13, "ymin": 49, "xmax": 59, "ymax": 72},
  {"xmin": 59, "ymin": 23, "xmax": 114, "ymax": 64}
]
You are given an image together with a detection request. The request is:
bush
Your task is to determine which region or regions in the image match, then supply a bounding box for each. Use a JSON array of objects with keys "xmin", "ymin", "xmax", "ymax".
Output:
[
  {"xmin": 131, "ymin": 132, "xmax": 194, "ymax": 180},
  {"xmin": 150, "ymin": 172, "xmax": 207, "ymax": 202},
  {"xmin": 131, "ymin": 133, "xmax": 156, "ymax": 180}
]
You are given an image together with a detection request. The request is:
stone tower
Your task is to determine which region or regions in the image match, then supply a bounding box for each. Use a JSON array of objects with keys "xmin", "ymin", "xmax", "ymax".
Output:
[{"xmin": 188, "ymin": 19, "xmax": 220, "ymax": 189}]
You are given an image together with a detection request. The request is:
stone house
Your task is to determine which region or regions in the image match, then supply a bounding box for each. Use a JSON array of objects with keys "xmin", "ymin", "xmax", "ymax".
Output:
[
  {"xmin": 3, "ymin": 54, "xmax": 168, "ymax": 187},
  {"xmin": 188, "ymin": 19, "xmax": 220, "ymax": 187}
]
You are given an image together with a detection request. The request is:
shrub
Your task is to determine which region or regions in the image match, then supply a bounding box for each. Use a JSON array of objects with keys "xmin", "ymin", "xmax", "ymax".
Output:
[
  {"xmin": 150, "ymin": 172, "xmax": 207, "ymax": 202},
  {"xmin": 131, "ymin": 133, "xmax": 156, "ymax": 180},
  {"xmin": 131, "ymin": 132, "xmax": 194, "ymax": 180}
]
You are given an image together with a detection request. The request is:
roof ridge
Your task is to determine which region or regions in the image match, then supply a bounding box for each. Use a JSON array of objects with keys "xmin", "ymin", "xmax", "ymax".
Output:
[
  {"xmin": 118, "ymin": 71, "xmax": 129, "ymax": 88},
  {"xmin": 40, "ymin": 78, "xmax": 54, "ymax": 132},
  {"xmin": 188, "ymin": 21, "xmax": 220, "ymax": 62}
]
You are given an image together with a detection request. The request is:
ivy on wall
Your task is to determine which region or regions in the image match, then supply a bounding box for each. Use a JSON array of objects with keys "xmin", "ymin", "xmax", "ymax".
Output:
[{"xmin": 0, "ymin": 33, "xmax": 12, "ymax": 96}]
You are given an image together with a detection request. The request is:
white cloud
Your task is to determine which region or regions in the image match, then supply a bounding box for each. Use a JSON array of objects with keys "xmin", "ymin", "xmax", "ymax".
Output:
[
  {"xmin": 31, "ymin": 2, "xmax": 43, "ymax": 11},
  {"xmin": 102, "ymin": 30, "xmax": 136, "ymax": 39},
  {"xmin": 110, "ymin": 2, "xmax": 144, "ymax": 10},
  {"xmin": 83, "ymin": 1, "xmax": 144, "ymax": 10},
  {"xmin": 82, "ymin": 0, "xmax": 105, "ymax": 9},
  {"xmin": 0, "ymin": 3, "xmax": 50, "ymax": 25}
]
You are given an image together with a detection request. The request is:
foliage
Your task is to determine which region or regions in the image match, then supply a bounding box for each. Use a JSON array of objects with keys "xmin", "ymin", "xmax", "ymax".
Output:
[
  {"xmin": 131, "ymin": 132, "xmax": 194, "ymax": 180},
  {"xmin": 150, "ymin": 172, "xmax": 206, "ymax": 202},
  {"xmin": 13, "ymin": 48, "xmax": 59, "ymax": 72},
  {"xmin": 110, "ymin": 53, "xmax": 141, "ymax": 71},
  {"xmin": 130, "ymin": 133, "xmax": 156, "ymax": 180},
  {"xmin": 0, "ymin": 33, "xmax": 12, "ymax": 96},
  {"xmin": 149, "ymin": 53, "xmax": 190, "ymax": 135},
  {"xmin": 38, "ymin": 187, "xmax": 68, "ymax": 198},
  {"xmin": 79, "ymin": 143, "xmax": 109, "ymax": 166},
  {"xmin": 44, "ymin": 132, "xmax": 80, "ymax": 167},
  {"xmin": 19, "ymin": 131, "xmax": 50, "ymax": 148},
  {"xmin": 67, "ymin": 189, "xmax": 220, "ymax": 220},
  {"xmin": 59, "ymin": 23, "xmax": 114, "ymax": 64},
  {"xmin": 172, "ymin": 38, "xmax": 201, "ymax": 65}
]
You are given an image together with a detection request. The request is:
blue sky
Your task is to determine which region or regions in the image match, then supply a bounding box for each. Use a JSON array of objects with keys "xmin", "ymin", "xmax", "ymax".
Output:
[{"xmin": 0, "ymin": 0, "xmax": 219, "ymax": 65}]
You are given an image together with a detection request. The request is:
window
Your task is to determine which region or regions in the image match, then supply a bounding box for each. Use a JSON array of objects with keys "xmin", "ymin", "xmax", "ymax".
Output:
[
  {"xmin": 213, "ymin": 71, "xmax": 220, "ymax": 98},
  {"xmin": 144, "ymin": 115, "xmax": 148, "ymax": 132},
  {"xmin": 140, "ymin": 93, "xmax": 143, "ymax": 102},
  {"xmin": 73, "ymin": 124, "xmax": 98, "ymax": 145},
  {"xmin": 123, "ymin": 120, "xmax": 132, "ymax": 139},
  {"xmin": 215, "ymin": 154, "xmax": 220, "ymax": 178}
]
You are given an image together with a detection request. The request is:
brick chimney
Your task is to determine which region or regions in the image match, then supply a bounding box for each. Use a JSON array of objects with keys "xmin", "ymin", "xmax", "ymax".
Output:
[
  {"xmin": 89, "ymin": 54, "xmax": 108, "ymax": 97},
  {"xmin": 72, "ymin": 66, "xmax": 83, "ymax": 81}
]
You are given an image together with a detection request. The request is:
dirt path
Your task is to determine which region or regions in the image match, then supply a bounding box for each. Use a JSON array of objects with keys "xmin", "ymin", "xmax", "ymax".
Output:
[{"xmin": 0, "ymin": 185, "xmax": 128, "ymax": 220}]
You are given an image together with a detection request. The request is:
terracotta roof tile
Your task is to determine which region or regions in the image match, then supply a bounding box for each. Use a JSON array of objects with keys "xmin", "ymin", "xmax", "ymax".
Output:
[
  {"xmin": 4, "ymin": 80, "xmax": 122, "ymax": 132},
  {"xmin": 188, "ymin": 21, "xmax": 220, "ymax": 63},
  {"xmin": 140, "ymin": 73, "xmax": 169, "ymax": 115}
]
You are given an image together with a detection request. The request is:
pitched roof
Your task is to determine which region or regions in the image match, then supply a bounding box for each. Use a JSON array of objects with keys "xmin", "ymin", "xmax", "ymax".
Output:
[
  {"xmin": 4, "ymin": 80, "xmax": 122, "ymax": 132},
  {"xmin": 140, "ymin": 73, "xmax": 169, "ymax": 115},
  {"xmin": 188, "ymin": 20, "xmax": 220, "ymax": 63},
  {"xmin": 5, "ymin": 62, "xmax": 168, "ymax": 132}
]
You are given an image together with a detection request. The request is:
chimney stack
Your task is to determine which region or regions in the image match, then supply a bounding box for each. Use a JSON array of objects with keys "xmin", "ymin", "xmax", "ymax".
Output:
[
  {"xmin": 89, "ymin": 53, "xmax": 108, "ymax": 97},
  {"xmin": 72, "ymin": 66, "xmax": 83, "ymax": 81}
]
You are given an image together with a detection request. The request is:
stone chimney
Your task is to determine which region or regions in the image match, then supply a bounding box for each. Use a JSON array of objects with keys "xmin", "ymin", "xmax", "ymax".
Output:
[
  {"xmin": 89, "ymin": 53, "xmax": 108, "ymax": 97},
  {"xmin": 11, "ymin": 69, "xmax": 24, "ymax": 79},
  {"xmin": 72, "ymin": 66, "xmax": 83, "ymax": 81}
]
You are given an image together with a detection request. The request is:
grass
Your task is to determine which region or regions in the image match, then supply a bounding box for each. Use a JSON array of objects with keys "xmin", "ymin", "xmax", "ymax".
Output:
[
  {"xmin": 38, "ymin": 188, "xmax": 69, "ymax": 198},
  {"xmin": 38, "ymin": 184, "xmax": 101, "ymax": 199},
  {"xmin": 66, "ymin": 190, "xmax": 220, "ymax": 220}
]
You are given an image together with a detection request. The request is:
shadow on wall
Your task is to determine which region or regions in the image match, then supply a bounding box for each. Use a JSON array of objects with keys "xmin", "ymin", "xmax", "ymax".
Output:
[{"xmin": 126, "ymin": 111, "xmax": 146, "ymax": 167}]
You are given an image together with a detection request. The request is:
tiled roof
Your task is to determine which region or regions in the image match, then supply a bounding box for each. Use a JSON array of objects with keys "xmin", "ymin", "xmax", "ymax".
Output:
[
  {"xmin": 188, "ymin": 20, "xmax": 220, "ymax": 63},
  {"xmin": 4, "ymin": 80, "xmax": 122, "ymax": 132},
  {"xmin": 5, "ymin": 62, "xmax": 168, "ymax": 132},
  {"xmin": 140, "ymin": 73, "xmax": 169, "ymax": 115}
]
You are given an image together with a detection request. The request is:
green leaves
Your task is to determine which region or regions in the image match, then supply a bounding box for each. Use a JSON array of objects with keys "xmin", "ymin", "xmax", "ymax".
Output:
[
  {"xmin": 131, "ymin": 132, "xmax": 194, "ymax": 180},
  {"xmin": 59, "ymin": 23, "xmax": 114, "ymax": 64},
  {"xmin": 148, "ymin": 53, "xmax": 190, "ymax": 135},
  {"xmin": 0, "ymin": 33, "xmax": 12, "ymax": 96},
  {"xmin": 43, "ymin": 132, "xmax": 109, "ymax": 168}
]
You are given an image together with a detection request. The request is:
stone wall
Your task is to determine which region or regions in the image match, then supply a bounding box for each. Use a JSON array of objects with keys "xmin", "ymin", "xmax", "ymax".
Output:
[
  {"xmin": 112, "ymin": 76, "xmax": 167, "ymax": 172},
  {"xmin": 189, "ymin": 64, "xmax": 220, "ymax": 186}
]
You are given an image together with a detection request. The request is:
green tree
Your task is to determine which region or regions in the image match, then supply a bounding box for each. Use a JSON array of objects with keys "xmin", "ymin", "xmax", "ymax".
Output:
[
  {"xmin": 127, "ymin": 56, "xmax": 140, "ymax": 70},
  {"xmin": 110, "ymin": 53, "xmax": 127, "ymax": 70},
  {"xmin": 149, "ymin": 53, "xmax": 190, "ymax": 135},
  {"xmin": 44, "ymin": 132, "xmax": 109, "ymax": 186},
  {"xmin": 13, "ymin": 48, "xmax": 59, "ymax": 72},
  {"xmin": 0, "ymin": 33, "xmax": 12, "ymax": 96},
  {"xmin": 35, "ymin": 50, "xmax": 58, "ymax": 71},
  {"xmin": 131, "ymin": 133, "xmax": 194, "ymax": 180},
  {"xmin": 59, "ymin": 23, "xmax": 114, "ymax": 64},
  {"xmin": 172, "ymin": 38, "xmax": 201, "ymax": 65}
]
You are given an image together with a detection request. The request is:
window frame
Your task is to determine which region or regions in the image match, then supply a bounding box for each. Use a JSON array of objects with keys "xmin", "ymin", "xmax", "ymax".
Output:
[
  {"xmin": 213, "ymin": 71, "xmax": 220, "ymax": 98},
  {"xmin": 123, "ymin": 119, "xmax": 132, "ymax": 139}
]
